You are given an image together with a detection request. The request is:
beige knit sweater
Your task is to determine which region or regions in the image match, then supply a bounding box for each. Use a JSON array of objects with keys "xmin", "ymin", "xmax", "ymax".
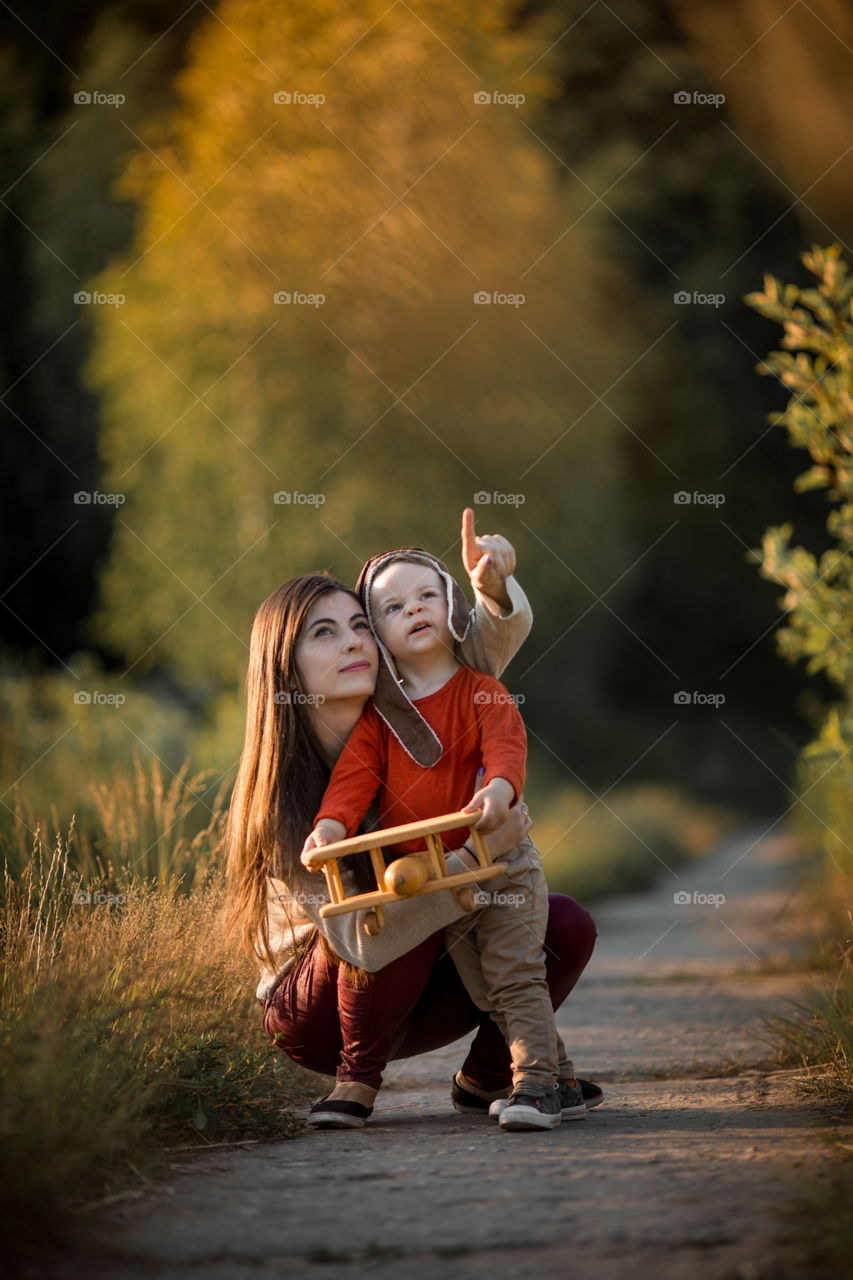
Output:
[{"xmin": 255, "ymin": 575, "xmax": 534, "ymax": 1002}]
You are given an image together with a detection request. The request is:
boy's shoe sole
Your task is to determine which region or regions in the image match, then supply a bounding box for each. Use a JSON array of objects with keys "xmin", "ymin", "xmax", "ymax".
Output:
[
  {"xmin": 305, "ymin": 1098, "xmax": 373, "ymax": 1129},
  {"xmin": 499, "ymin": 1093, "xmax": 562, "ymax": 1131}
]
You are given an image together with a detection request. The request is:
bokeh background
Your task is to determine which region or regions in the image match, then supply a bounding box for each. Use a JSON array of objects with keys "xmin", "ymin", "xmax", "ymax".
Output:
[{"xmin": 2, "ymin": 0, "xmax": 853, "ymax": 878}]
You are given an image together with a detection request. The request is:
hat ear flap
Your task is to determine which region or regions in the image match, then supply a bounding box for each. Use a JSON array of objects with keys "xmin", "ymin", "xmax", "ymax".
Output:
[{"xmin": 447, "ymin": 578, "xmax": 471, "ymax": 643}]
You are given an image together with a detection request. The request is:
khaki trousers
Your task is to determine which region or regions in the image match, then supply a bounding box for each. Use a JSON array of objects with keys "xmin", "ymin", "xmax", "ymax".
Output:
[{"xmin": 443, "ymin": 864, "xmax": 575, "ymax": 1087}]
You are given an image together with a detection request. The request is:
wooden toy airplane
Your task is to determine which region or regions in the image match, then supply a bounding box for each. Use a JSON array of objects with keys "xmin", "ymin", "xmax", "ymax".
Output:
[{"xmin": 301, "ymin": 808, "xmax": 508, "ymax": 936}]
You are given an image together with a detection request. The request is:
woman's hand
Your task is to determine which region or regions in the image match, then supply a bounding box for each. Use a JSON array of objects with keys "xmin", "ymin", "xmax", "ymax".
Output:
[
  {"xmin": 461, "ymin": 507, "xmax": 516, "ymax": 612},
  {"xmin": 300, "ymin": 819, "xmax": 346, "ymax": 870}
]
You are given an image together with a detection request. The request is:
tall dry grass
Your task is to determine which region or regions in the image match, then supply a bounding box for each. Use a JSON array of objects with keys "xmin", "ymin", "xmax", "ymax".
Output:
[
  {"xmin": 0, "ymin": 764, "xmax": 315, "ymax": 1258},
  {"xmin": 761, "ymin": 763, "xmax": 853, "ymax": 1271}
]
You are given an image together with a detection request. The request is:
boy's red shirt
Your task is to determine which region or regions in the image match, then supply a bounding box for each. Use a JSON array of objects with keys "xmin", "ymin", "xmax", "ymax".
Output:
[{"xmin": 315, "ymin": 665, "xmax": 526, "ymax": 855}]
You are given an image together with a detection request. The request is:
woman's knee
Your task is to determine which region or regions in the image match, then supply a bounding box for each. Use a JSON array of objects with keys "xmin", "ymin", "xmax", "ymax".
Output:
[{"xmin": 545, "ymin": 893, "xmax": 597, "ymax": 962}]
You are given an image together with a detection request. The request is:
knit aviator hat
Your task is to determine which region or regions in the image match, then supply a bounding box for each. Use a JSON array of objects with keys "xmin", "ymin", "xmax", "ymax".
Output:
[{"xmin": 356, "ymin": 548, "xmax": 473, "ymax": 766}]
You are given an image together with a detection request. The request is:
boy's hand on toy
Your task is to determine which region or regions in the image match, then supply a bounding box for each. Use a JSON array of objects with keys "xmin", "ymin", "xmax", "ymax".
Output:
[
  {"xmin": 461, "ymin": 508, "xmax": 516, "ymax": 611},
  {"xmin": 464, "ymin": 777, "xmax": 514, "ymax": 833},
  {"xmin": 300, "ymin": 819, "xmax": 346, "ymax": 869}
]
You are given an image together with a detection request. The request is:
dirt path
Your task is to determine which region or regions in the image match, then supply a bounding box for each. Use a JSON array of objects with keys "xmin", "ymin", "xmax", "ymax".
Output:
[{"xmin": 71, "ymin": 826, "xmax": 837, "ymax": 1280}]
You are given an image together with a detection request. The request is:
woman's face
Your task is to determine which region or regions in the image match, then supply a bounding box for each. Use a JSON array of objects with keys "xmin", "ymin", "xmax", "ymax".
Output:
[{"xmin": 293, "ymin": 590, "xmax": 379, "ymax": 706}]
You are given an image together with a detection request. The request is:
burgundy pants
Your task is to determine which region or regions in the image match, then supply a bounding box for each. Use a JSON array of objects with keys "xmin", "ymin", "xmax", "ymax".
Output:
[{"xmin": 263, "ymin": 894, "xmax": 597, "ymax": 1091}]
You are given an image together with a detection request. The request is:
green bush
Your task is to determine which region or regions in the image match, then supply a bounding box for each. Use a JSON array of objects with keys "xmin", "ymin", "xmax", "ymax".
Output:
[{"xmin": 746, "ymin": 242, "xmax": 853, "ymax": 911}]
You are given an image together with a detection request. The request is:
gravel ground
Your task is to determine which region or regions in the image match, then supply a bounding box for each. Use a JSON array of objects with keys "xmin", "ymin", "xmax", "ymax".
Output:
[{"xmin": 54, "ymin": 824, "xmax": 841, "ymax": 1280}]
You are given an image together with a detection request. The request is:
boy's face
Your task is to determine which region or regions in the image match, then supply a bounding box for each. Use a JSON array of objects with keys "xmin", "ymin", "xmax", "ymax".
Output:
[{"xmin": 370, "ymin": 561, "xmax": 453, "ymax": 663}]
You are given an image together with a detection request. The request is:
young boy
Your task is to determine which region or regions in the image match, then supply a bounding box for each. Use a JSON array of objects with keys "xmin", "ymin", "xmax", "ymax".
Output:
[{"xmin": 301, "ymin": 548, "xmax": 585, "ymax": 1131}]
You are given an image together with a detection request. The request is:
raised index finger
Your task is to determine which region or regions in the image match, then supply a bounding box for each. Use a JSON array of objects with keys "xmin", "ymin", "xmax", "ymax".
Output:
[{"xmin": 461, "ymin": 506, "xmax": 479, "ymax": 572}]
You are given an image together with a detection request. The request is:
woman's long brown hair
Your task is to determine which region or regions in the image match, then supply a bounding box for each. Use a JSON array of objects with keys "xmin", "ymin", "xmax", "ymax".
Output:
[{"xmin": 225, "ymin": 574, "xmax": 373, "ymax": 979}]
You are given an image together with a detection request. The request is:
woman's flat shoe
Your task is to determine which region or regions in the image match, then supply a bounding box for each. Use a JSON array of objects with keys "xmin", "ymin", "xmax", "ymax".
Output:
[{"xmin": 306, "ymin": 1097, "xmax": 373, "ymax": 1129}]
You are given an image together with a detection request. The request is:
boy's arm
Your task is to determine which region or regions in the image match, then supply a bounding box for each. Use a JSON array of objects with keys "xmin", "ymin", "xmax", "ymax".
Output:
[
  {"xmin": 457, "ymin": 507, "xmax": 532, "ymax": 678},
  {"xmin": 313, "ymin": 704, "xmax": 385, "ymax": 837},
  {"xmin": 458, "ymin": 579, "xmax": 532, "ymax": 679},
  {"xmin": 471, "ymin": 679, "xmax": 527, "ymax": 803}
]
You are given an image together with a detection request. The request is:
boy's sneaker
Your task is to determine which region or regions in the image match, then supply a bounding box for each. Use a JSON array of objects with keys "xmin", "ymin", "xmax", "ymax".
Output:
[
  {"xmin": 499, "ymin": 1081, "xmax": 562, "ymax": 1131},
  {"xmin": 490, "ymin": 1078, "xmax": 595, "ymax": 1120},
  {"xmin": 306, "ymin": 1097, "xmax": 373, "ymax": 1129},
  {"xmin": 556, "ymin": 1078, "xmax": 587, "ymax": 1120}
]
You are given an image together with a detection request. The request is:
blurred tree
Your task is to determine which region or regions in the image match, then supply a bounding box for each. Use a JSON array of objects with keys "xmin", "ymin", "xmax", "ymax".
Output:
[
  {"xmin": 84, "ymin": 0, "xmax": 640, "ymax": 708},
  {"xmin": 664, "ymin": 0, "xmax": 853, "ymax": 241},
  {"xmin": 517, "ymin": 0, "xmax": 832, "ymax": 801},
  {"xmin": 0, "ymin": 3, "xmax": 203, "ymax": 662}
]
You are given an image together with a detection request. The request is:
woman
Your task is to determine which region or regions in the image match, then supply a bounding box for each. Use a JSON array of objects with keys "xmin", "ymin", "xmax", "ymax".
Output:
[{"xmin": 225, "ymin": 511, "xmax": 600, "ymax": 1127}]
